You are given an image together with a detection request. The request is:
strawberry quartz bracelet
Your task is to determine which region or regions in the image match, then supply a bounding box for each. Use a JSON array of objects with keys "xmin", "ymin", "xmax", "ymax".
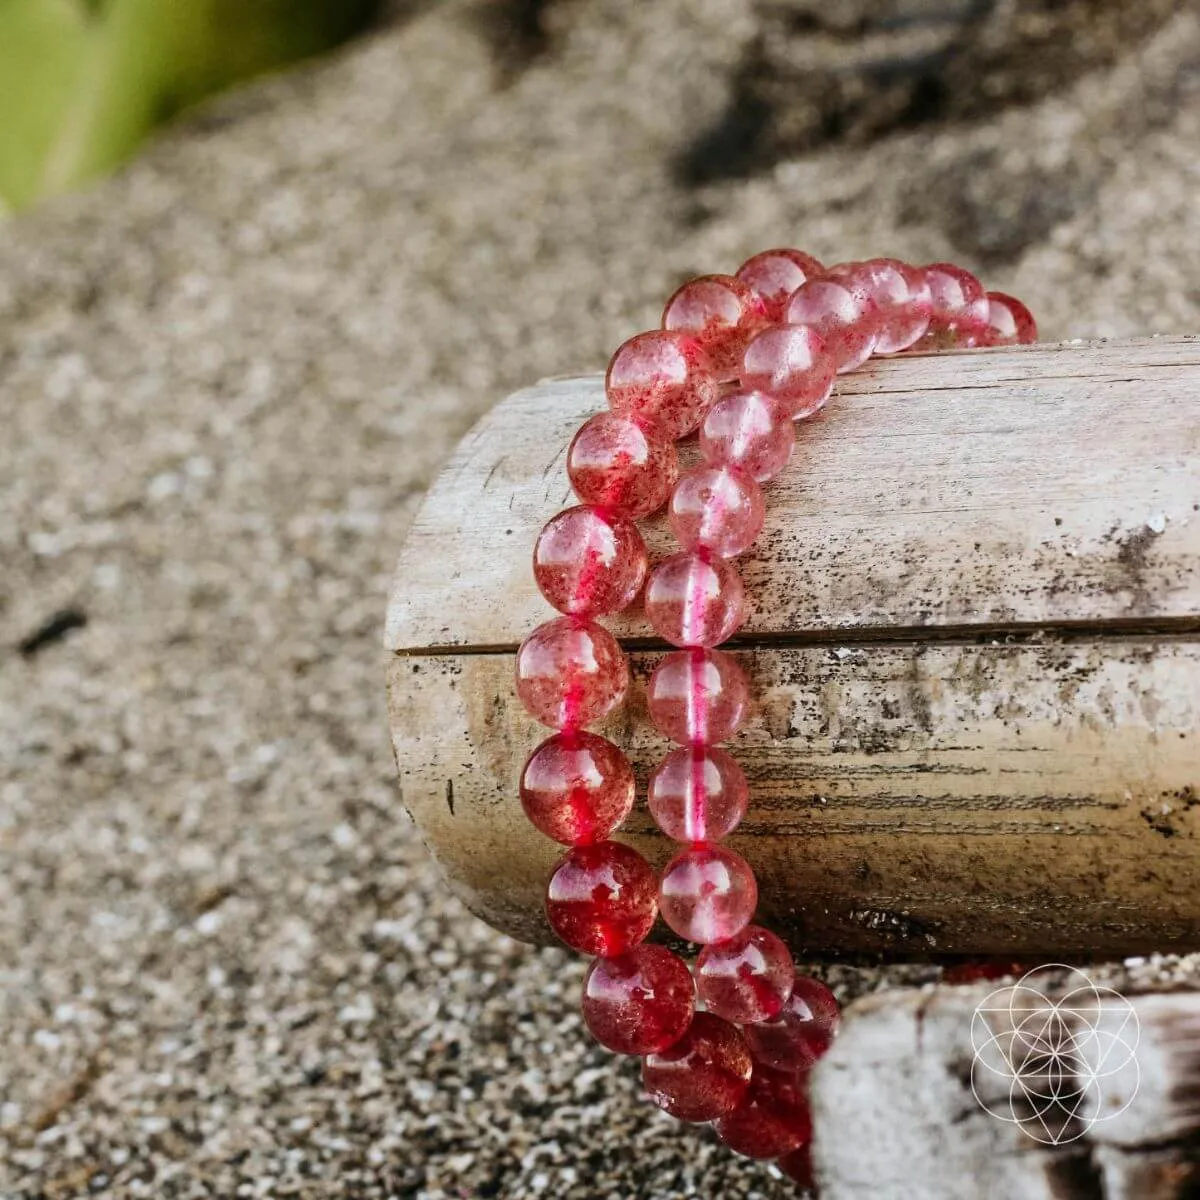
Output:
[{"xmin": 512, "ymin": 251, "xmax": 1036, "ymax": 1187}]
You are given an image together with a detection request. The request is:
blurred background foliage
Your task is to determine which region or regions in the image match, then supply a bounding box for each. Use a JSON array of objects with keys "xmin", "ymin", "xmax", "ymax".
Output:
[{"xmin": 0, "ymin": 0, "xmax": 380, "ymax": 212}]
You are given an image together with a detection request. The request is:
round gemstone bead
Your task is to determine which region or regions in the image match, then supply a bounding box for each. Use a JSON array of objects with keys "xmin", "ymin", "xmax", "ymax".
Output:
[
  {"xmin": 985, "ymin": 291, "xmax": 1038, "ymax": 345},
  {"xmin": 659, "ymin": 843, "xmax": 759, "ymax": 944},
  {"xmin": 606, "ymin": 330, "xmax": 719, "ymax": 440},
  {"xmin": 647, "ymin": 648, "xmax": 751, "ymax": 745},
  {"xmin": 545, "ymin": 840, "xmax": 658, "ymax": 956},
  {"xmin": 784, "ymin": 278, "xmax": 875, "ymax": 373},
  {"xmin": 740, "ymin": 324, "xmax": 836, "ymax": 420},
  {"xmin": 520, "ymin": 732, "xmax": 635, "ymax": 846},
  {"xmin": 581, "ymin": 944, "xmax": 695, "ymax": 1056},
  {"xmin": 734, "ymin": 249, "xmax": 824, "ymax": 322},
  {"xmin": 567, "ymin": 412, "xmax": 679, "ymax": 520},
  {"xmin": 641, "ymin": 1011, "xmax": 753, "ymax": 1122},
  {"xmin": 648, "ymin": 746, "xmax": 749, "ymax": 843},
  {"xmin": 515, "ymin": 617, "xmax": 629, "ymax": 729},
  {"xmin": 662, "ymin": 274, "xmax": 767, "ymax": 381},
  {"xmin": 669, "ymin": 465, "xmax": 765, "ymax": 559},
  {"xmin": 715, "ymin": 1066, "xmax": 813, "ymax": 1160},
  {"xmin": 829, "ymin": 258, "xmax": 931, "ymax": 355},
  {"xmin": 745, "ymin": 974, "xmax": 841, "ymax": 1071},
  {"xmin": 696, "ymin": 925, "xmax": 795, "ymax": 1024},
  {"xmin": 923, "ymin": 262, "xmax": 990, "ymax": 337},
  {"xmin": 533, "ymin": 506, "xmax": 647, "ymax": 617},
  {"xmin": 778, "ymin": 1144, "xmax": 816, "ymax": 1188},
  {"xmin": 644, "ymin": 552, "xmax": 747, "ymax": 648},
  {"xmin": 700, "ymin": 389, "xmax": 796, "ymax": 484}
]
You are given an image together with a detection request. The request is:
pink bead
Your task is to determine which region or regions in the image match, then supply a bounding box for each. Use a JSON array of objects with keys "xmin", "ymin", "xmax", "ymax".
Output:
[
  {"xmin": 662, "ymin": 274, "xmax": 767, "ymax": 381},
  {"xmin": 641, "ymin": 1012, "xmax": 753, "ymax": 1122},
  {"xmin": 829, "ymin": 258, "xmax": 931, "ymax": 354},
  {"xmin": 533, "ymin": 506, "xmax": 647, "ymax": 617},
  {"xmin": 923, "ymin": 262, "xmax": 990, "ymax": 337},
  {"xmin": 644, "ymin": 552, "xmax": 747, "ymax": 648},
  {"xmin": 745, "ymin": 974, "xmax": 841, "ymax": 1072},
  {"xmin": 606, "ymin": 330, "xmax": 719, "ymax": 440},
  {"xmin": 545, "ymin": 840, "xmax": 658, "ymax": 956},
  {"xmin": 520, "ymin": 732, "xmax": 635, "ymax": 846},
  {"xmin": 648, "ymin": 746, "xmax": 749, "ymax": 843},
  {"xmin": 740, "ymin": 325, "xmax": 836, "ymax": 420},
  {"xmin": 669, "ymin": 466, "xmax": 765, "ymax": 559},
  {"xmin": 659, "ymin": 843, "xmax": 758, "ymax": 944},
  {"xmin": 696, "ymin": 925, "xmax": 795, "ymax": 1024},
  {"xmin": 700, "ymin": 389, "xmax": 795, "ymax": 483},
  {"xmin": 515, "ymin": 617, "xmax": 629, "ymax": 729},
  {"xmin": 716, "ymin": 1066, "xmax": 812, "ymax": 1160},
  {"xmin": 647, "ymin": 648, "xmax": 750, "ymax": 745},
  {"xmin": 784, "ymin": 278, "xmax": 875, "ymax": 373},
  {"xmin": 985, "ymin": 291, "xmax": 1038, "ymax": 345},
  {"xmin": 735, "ymin": 249, "xmax": 825, "ymax": 322},
  {"xmin": 581, "ymin": 944, "xmax": 694, "ymax": 1055},
  {"xmin": 567, "ymin": 412, "xmax": 679, "ymax": 519}
]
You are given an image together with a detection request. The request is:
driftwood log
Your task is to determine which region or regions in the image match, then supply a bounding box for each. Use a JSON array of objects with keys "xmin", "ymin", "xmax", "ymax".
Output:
[{"xmin": 386, "ymin": 336, "xmax": 1200, "ymax": 960}]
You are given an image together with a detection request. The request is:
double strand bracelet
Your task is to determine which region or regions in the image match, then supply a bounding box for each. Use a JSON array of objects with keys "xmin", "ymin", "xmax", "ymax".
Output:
[{"xmin": 512, "ymin": 251, "xmax": 1036, "ymax": 1185}]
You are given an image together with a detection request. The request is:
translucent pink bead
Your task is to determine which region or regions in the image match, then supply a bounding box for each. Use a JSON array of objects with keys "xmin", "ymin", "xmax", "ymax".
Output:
[
  {"xmin": 985, "ymin": 291, "xmax": 1038, "ymax": 345},
  {"xmin": 700, "ymin": 389, "xmax": 796, "ymax": 483},
  {"xmin": 581, "ymin": 944, "xmax": 694, "ymax": 1055},
  {"xmin": 662, "ymin": 274, "xmax": 767, "ymax": 381},
  {"xmin": 515, "ymin": 617, "xmax": 629, "ymax": 729},
  {"xmin": 520, "ymin": 732, "xmax": 635, "ymax": 846},
  {"xmin": 715, "ymin": 1066, "xmax": 812, "ymax": 1160},
  {"xmin": 659, "ymin": 843, "xmax": 758, "ymax": 944},
  {"xmin": 533, "ymin": 506, "xmax": 647, "ymax": 617},
  {"xmin": 829, "ymin": 258, "xmax": 931, "ymax": 354},
  {"xmin": 567, "ymin": 412, "xmax": 679, "ymax": 520},
  {"xmin": 647, "ymin": 649, "xmax": 751, "ymax": 745},
  {"xmin": 641, "ymin": 1012, "xmax": 753, "ymax": 1122},
  {"xmin": 740, "ymin": 324, "xmax": 836, "ymax": 420},
  {"xmin": 785, "ymin": 278, "xmax": 875, "ymax": 373},
  {"xmin": 745, "ymin": 974, "xmax": 841, "ymax": 1071},
  {"xmin": 606, "ymin": 330, "xmax": 719, "ymax": 440},
  {"xmin": 644, "ymin": 552, "xmax": 747, "ymax": 648},
  {"xmin": 734, "ymin": 249, "xmax": 824, "ymax": 322},
  {"xmin": 923, "ymin": 261, "xmax": 990, "ymax": 337},
  {"xmin": 696, "ymin": 925, "xmax": 794, "ymax": 1024},
  {"xmin": 669, "ymin": 466, "xmax": 765, "ymax": 559},
  {"xmin": 545, "ymin": 840, "xmax": 658, "ymax": 956},
  {"xmin": 648, "ymin": 746, "xmax": 749, "ymax": 843}
]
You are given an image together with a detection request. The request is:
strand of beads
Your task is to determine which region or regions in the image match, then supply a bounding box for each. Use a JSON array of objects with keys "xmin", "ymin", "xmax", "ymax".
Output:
[{"xmin": 515, "ymin": 250, "xmax": 1036, "ymax": 1190}]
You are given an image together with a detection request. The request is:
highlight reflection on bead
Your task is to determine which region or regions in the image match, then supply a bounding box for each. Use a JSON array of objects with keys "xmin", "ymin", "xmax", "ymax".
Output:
[
  {"xmin": 669, "ymin": 465, "xmax": 765, "ymax": 559},
  {"xmin": 659, "ymin": 843, "xmax": 758, "ymax": 944},
  {"xmin": 644, "ymin": 552, "xmax": 747, "ymax": 649},
  {"xmin": 647, "ymin": 648, "xmax": 751, "ymax": 745},
  {"xmin": 533, "ymin": 506, "xmax": 647, "ymax": 617},
  {"xmin": 662, "ymin": 274, "xmax": 767, "ymax": 380},
  {"xmin": 606, "ymin": 329, "xmax": 719, "ymax": 439},
  {"xmin": 735, "ymin": 248, "xmax": 824, "ymax": 322},
  {"xmin": 582, "ymin": 944, "xmax": 694, "ymax": 1055},
  {"xmin": 545, "ymin": 840, "xmax": 659, "ymax": 956},
  {"xmin": 648, "ymin": 746, "xmax": 749, "ymax": 843},
  {"xmin": 696, "ymin": 924, "xmax": 794, "ymax": 1024},
  {"xmin": 744, "ymin": 974, "xmax": 842, "ymax": 1071},
  {"xmin": 700, "ymin": 389, "xmax": 796, "ymax": 484},
  {"xmin": 567, "ymin": 412, "xmax": 679, "ymax": 519},
  {"xmin": 520, "ymin": 731, "xmax": 635, "ymax": 846},
  {"xmin": 785, "ymin": 278, "xmax": 875, "ymax": 373},
  {"xmin": 641, "ymin": 1011, "xmax": 753, "ymax": 1122},
  {"xmin": 515, "ymin": 617, "xmax": 629, "ymax": 729},
  {"xmin": 740, "ymin": 324, "xmax": 836, "ymax": 420}
]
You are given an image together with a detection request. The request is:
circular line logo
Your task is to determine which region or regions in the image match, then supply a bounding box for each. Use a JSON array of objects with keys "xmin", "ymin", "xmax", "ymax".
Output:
[{"xmin": 970, "ymin": 965, "xmax": 1140, "ymax": 1145}]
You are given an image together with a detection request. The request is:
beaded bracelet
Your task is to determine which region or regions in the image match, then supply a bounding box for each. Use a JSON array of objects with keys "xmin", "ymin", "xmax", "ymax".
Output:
[{"xmin": 512, "ymin": 251, "xmax": 1036, "ymax": 1187}]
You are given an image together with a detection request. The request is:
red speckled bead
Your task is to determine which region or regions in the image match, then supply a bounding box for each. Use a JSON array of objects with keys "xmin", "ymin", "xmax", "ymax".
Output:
[
  {"xmin": 669, "ymin": 465, "xmax": 765, "ymax": 559},
  {"xmin": 647, "ymin": 649, "xmax": 750, "ymax": 745},
  {"xmin": 648, "ymin": 746, "xmax": 749, "ymax": 843},
  {"xmin": 745, "ymin": 974, "xmax": 841, "ymax": 1071},
  {"xmin": 515, "ymin": 617, "xmax": 629, "ymax": 729},
  {"xmin": 581, "ymin": 944, "xmax": 695, "ymax": 1055},
  {"xmin": 641, "ymin": 1011, "xmax": 753, "ymax": 1122},
  {"xmin": 985, "ymin": 291, "xmax": 1038, "ymax": 345},
  {"xmin": 520, "ymin": 731, "xmax": 635, "ymax": 846},
  {"xmin": 696, "ymin": 925, "xmax": 795, "ymax": 1024},
  {"xmin": 659, "ymin": 843, "xmax": 759, "ymax": 944},
  {"xmin": 923, "ymin": 262, "xmax": 989, "ymax": 336},
  {"xmin": 740, "ymin": 324, "xmax": 836, "ymax": 420},
  {"xmin": 700, "ymin": 389, "xmax": 796, "ymax": 484},
  {"xmin": 662, "ymin": 274, "xmax": 767, "ymax": 381},
  {"xmin": 534, "ymin": 506, "xmax": 647, "ymax": 617},
  {"xmin": 644, "ymin": 552, "xmax": 747, "ymax": 648},
  {"xmin": 715, "ymin": 1065, "xmax": 813, "ymax": 1160},
  {"xmin": 567, "ymin": 412, "xmax": 679, "ymax": 520},
  {"xmin": 545, "ymin": 840, "xmax": 658, "ymax": 956},
  {"xmin": 735, "ymin": 249, "xmax": 825, "ymax": 322},
  {"xmin": 778, "ymin": 1144, "xmax": 816, "ymax": 1188},
  {"xmin": 785, "ymin": 278, "xmax": 875, "ymax": 373},
  {"xmin": 606, "ymin": 330, "xmax": 719, "ymax": 439},
  {"xmin": 829, "ymin": 258, "xmax": 931, "ymax": 355}
]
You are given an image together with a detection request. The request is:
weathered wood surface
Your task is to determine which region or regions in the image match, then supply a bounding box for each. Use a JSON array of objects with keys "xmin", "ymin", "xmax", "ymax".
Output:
[{"xmin": 386, "ymin": 337, "xmax": 1200, "ymax": 958}]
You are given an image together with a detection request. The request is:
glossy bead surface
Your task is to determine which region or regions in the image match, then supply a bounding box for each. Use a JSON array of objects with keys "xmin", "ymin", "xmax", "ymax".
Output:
[
  {"xmin": 740, "ymin": 325, "xmax": 836, "ymax": 420},
  {"xmin": 659, "ymin": 843, "xmax": 758, "ymax": 944},
  {"xmin": 985, "ymin": 291, "xmax": 1038, "ymax": 345},
  {"xmin": 648, "ymin": 746, "xmax": 749, "ymax": 843},
  {"xmin": 641, "ymin": 1012, "xmax": 753, "ymax": 1122},
  {"xmin": 745, "ymin": 974, "xmax": 841, "ymax": 1071},
  {"xmin": 644, "ymin": 552, "xmax": 747, "ymax": 648},
  {"xmin": 647, "ymin": 649, "xmax": 751, "ymax": 745},
  {"xmin": 715, "ymin": 1066, "xmax": 812, "ymax": 1160},
  {"xmin": 567, "ymin": 412, "xmax": 679, "ymax": 519},
  {"xmin": 735, "ymin": 249, "xmax": 824, "ymax": 322},
  {"xmin": 533, "ymin": 506, "xmax": 647, "ymax": 617},
  {"xmin": 606, "ymin": 330, "xmax": 719, "ymax": 440},
  {"xmin": 785, "ymin": 278, "xmax": 875, "ymax": 373},
  {"xmin": 923, "ymin": 262, "xmax": 989, "ymax": 335},
  {"xmin": 581, "ymin": 944, "xmax": 694, "ymax": 1055},
  {"xmin": 696, "ymin": 925, "xmax": 794, "ymax": 1024},
  {"xmin": 669, "ymin": 466, "xmax": 765, "ymax": 559},
  {"xmin": 662, "ymin": 274, "xmax": 767, "ymax": 380},
  {"xmin": 515, "ymin": 617, "xmax": 629, "ymax": 729},
  {"xmin": 545, "ymin": 840, "xmax": 658, "ymax": 956},
  {"xmin": 700, "ymin": 389, "xmax": 796, "ymax": 483},
  {"xmin": 830, "ymin": 258, "xmax": 931, "ymax": 354},
  {"xmin": 520, "ymin": 732, "xmax": 635, "ymax": 846}
]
